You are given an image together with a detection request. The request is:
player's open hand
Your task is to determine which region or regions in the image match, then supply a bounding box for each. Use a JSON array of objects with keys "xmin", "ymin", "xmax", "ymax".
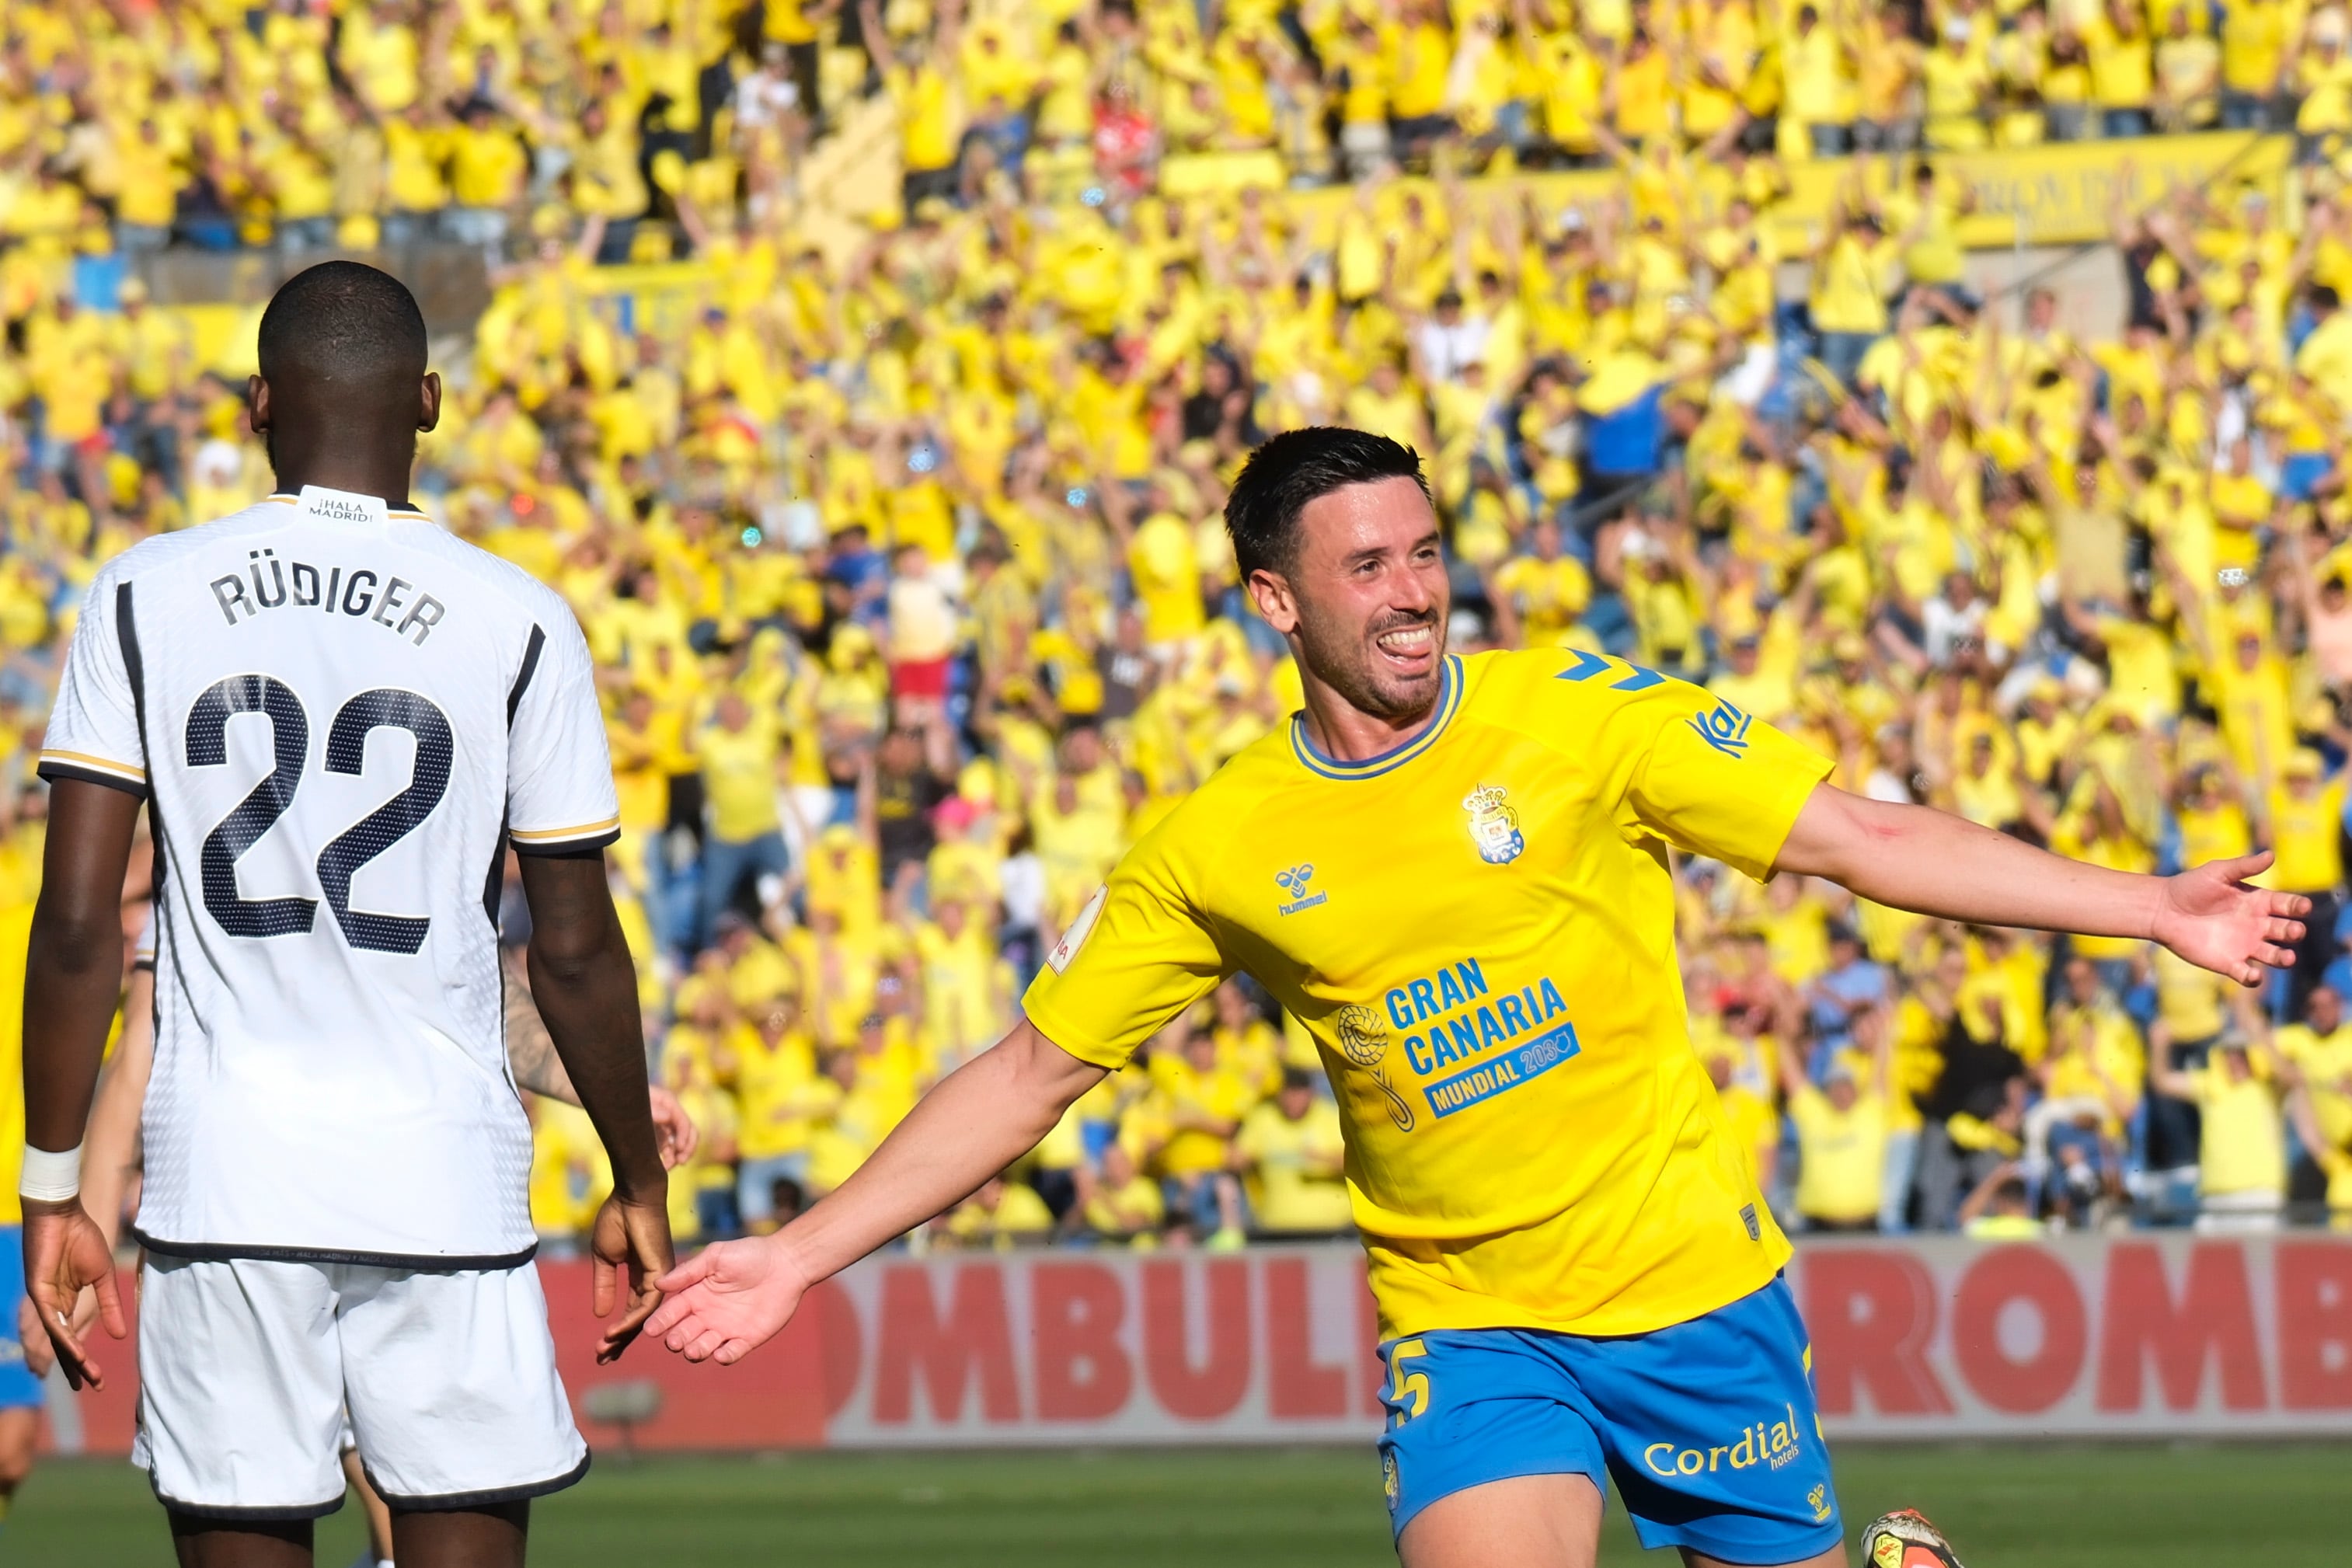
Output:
[
  {"xmin": 2152, "ymin": 851, "xmax": 2310, "ymax": 987},
  {"xmin": 589, "ymin": 1193, "xmax": 674, "ymax": 1364},
  {"xmin": 646, "ymin": 1234, "xmax": 810, "ymax": 1366},
  {"xmin": 648, "ymin": 1084, "xmax": 699, "ymax": 1170},
  {"xmin": 21, "ymin": 1200, "xmax": 128, "ymax": 1391}
]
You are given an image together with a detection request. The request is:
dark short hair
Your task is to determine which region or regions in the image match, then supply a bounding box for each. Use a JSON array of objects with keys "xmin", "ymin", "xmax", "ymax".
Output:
[
  {"xmin": 1224, "ymin": 427, "xmax": 1430, "ymax": 578},
  {"xmin": 256, "ymin": 260, "xmax": 427, "ymax": 388}
]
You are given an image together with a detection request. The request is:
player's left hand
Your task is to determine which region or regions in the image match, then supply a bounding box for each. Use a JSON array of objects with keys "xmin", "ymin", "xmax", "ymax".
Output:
[
  {"xmin": 2152, "ymin": 851, "xmax": 2311, "ymax": 988},
  {"xmin": 588, "ymin": 1193, "xmax": 674, "ymax": 1364},
  {"xmin": 20, "ymin": 1200, "xmax": 128, "ymax": 1391},
  {"xmin": 648, "ymin": 1084, "xmax": 699, "ymax": 1170}
]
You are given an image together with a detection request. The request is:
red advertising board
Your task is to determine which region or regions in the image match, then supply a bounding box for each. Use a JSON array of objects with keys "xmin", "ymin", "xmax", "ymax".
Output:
[{"xmin": 37, "ymin": 1235, "xmax": 2352, "ymax": 1455}]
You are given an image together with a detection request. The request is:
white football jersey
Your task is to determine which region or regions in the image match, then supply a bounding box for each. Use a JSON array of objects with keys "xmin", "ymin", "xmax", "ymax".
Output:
[{"xmin": 40, "ymin": 486, "xmax": 621, "ymax": 1267}]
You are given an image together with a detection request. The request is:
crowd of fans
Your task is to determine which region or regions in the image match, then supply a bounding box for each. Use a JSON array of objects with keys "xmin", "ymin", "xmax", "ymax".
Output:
[
  {"xmin": 9, "ymin": 0, "xmax": 2352, "ymax": 267},
  {"xmin": 11, "ymin": 3, "xmax": 2352, "ymax": 1253}
]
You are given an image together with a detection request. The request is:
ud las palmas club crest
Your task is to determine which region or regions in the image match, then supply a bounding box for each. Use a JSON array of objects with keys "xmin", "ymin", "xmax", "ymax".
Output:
[
  {"xmin": 1336, "ymin": 1002, "xmax": 1416, "ymax": 1132},
  {"xmin": 1463, "ymin": 784, "xmax": 1524, "ymax": 865}
]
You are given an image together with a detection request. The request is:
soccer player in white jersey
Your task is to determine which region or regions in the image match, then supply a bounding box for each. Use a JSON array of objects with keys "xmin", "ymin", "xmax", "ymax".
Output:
[{"xmin": 17, "ymin": 262, "xmax": 671, "ymax": 1568}]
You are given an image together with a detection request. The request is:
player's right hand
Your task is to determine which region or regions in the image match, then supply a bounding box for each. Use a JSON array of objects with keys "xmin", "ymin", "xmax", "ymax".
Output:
[
  {"xmin": 646, "ymin": 1234, "xmax": 811, "ymax": 1366},
  {"xmin": 589, "ymin": 1192, "xmax": 674, "ymax": 1365},
  {"xmin": 21, "ymin": 1200, "xmax": 128, "ymax": 1391},
  {"xmin": 19, "ymin": 1272, "xmax": 109, "ymax": 1379}
]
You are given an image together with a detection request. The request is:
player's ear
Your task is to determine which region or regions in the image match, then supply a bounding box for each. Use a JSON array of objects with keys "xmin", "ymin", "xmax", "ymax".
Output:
[
  {"xmin": 246, "ymin": 375, "xmax": 270, "ymax": 434},
  {"xmin": 417, "ymin": 371, "xmax": 442, "ymax": 434},
  {"xmin": 1246, "ymin": 566, "xmax": 1298, "ymax": 636}
]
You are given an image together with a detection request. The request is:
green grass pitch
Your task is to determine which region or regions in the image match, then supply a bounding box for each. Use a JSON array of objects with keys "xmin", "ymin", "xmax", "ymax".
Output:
[{"xmin": 9, "ymin": 1444, "xmax": 2347, "ymax": 1565}]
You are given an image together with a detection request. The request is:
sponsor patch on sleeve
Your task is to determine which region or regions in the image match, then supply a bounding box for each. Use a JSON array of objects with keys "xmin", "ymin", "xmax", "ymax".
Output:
[{"xmin": 1045, "ymin": 885, "xmax": 1108, "ymax": 974}]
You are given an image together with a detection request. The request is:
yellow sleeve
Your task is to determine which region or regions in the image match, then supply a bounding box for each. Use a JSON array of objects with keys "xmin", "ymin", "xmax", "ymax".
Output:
[
  {"xmin": 1020, "ymin": 807, "xmax": 1232, "ymax": 1072},
  {"xmin": 1622, "ymin": 678, "xmax": 1835, "ymax": 881}
]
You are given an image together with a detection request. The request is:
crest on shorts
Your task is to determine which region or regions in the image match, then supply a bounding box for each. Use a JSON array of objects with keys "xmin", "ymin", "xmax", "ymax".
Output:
[{"xmin": 1463, "ymin": 784, "xmax": 1524, "ymax": 865}]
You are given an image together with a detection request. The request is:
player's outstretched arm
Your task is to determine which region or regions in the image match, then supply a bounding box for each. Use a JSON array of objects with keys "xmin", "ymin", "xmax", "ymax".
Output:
[
  {"xmin": 517, "ymin": 852, "xmax": 674, "ymax": 1362},
  {"xmin": 1776, "ymin": 781, "xmax": 2308, "ymax": 986},
  {"xmin": 647, "ymin": 1017, "xmax": 1106, "ymax": 1365},
  {"xmin": 18, "ymin": 780, "xmax": 141, "ymax": 1389}
]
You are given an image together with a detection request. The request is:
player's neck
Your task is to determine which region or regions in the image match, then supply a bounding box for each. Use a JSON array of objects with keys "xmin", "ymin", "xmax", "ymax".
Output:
[
  {"xmin": 268, "ymin": 432, "xmax": 418, "ymax": 514},
  {"xmin": 1295, "ymin": 678, "xmax": 1444, "ymax": 765}
]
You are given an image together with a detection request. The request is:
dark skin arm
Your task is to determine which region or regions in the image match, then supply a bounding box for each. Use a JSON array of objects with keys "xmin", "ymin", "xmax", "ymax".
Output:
[
  {"xmin": 19, "ymin": 779, "xmax": 141, "ymax": 1389},
  {"xmin": 517, "ymin": 851, "xmax": 674, "ymax": 1361}
]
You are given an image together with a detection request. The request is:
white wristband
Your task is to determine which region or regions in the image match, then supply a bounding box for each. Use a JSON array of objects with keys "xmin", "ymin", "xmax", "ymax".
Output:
[{"xmin": 18, "ymin": 1143, "xmax": 82, "ymax": 1204}]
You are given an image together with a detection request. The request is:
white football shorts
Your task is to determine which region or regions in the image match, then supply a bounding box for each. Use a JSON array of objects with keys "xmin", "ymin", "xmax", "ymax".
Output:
[{"xmin": 134, "ymin": 1253, "xmax": 588, "ymax": 1518}]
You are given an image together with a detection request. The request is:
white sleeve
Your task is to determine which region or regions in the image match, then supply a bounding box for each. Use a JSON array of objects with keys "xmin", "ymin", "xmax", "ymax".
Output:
[
  {"xmin": 38, "ymin": 574, "xmax": 149, "ymax": 796},
  {"xmin": 504, "ymin": 608, "xmax": 621, "ymax": 855}
]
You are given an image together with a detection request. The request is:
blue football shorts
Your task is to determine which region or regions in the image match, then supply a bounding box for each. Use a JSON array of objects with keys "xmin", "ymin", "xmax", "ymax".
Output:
[
  {"xmin": 1377, "ymin": 1275, "xmax": 1838, "ymax": 1564},
  {"xmin": 0, "ymin": 1225, "xmax": 46, "ymax": 1409}
]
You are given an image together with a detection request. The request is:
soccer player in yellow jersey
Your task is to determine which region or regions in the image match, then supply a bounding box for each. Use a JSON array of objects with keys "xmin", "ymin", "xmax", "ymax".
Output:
[{"xmin": 650, "ymin": 430, "xmax": 2306, "ymax": 1568}]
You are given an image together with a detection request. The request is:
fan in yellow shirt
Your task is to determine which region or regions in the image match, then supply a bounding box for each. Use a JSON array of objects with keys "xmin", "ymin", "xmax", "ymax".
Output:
[
  {"xmin": 1147, "ymin": 1026, "xmax": 1252, "ymax": 1244},
  {"xmin": 939, "ymin": 1173, "xmax": 1056, "ymax": 1249},
  {"xmin": 864, "ymin": 0, "xmax": 966, "ymax": 208},
  {"xmin": 653, "ymin": 430, "xmax": 2306, "ymax": 1568},
  {"xmin": 695, "ymin": 692, "xmax": 793, "ymax": 948},
  {"xmin": 2274, "ymin": 984, "xmax": 2352, "ymax": 1152},
  {"xmin": 1776, "ymin": 1017, "xmax": 1892, "ymax": 1230},
  {"xmin": 1081, "ymin": 1141, "xmax": 1167, "ymax": 1244},
  {"xmin": 2152, "ymin": 1030, "xmax": 2286, "ymax": 1224},
  {"xmin": 732, "ymin": 991, "xmax": 830, "ymax": 1233},
  {"xmin": 1232, "ymin": 1068, "xmax": 1352, "ymax": 1234},
  {"xmin": 1127, "ymin": 504, "xmax": 1208, "ymax": 652},
  {"xmin": 1486, "ymin": 517, "xmax": 1591, "ymax": 649},
  {"xmin": 2263, "ymin": 749, "xmax": 2345, "ymax": 897}
]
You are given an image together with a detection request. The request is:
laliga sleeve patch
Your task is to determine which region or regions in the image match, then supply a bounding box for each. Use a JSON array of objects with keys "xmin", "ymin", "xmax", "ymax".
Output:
[{"xmin": 1045, "ymin": 885, "xmax": 1109, "ymax": 974}]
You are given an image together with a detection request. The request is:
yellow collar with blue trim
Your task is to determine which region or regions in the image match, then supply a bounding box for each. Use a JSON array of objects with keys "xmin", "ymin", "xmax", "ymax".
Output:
[{"xmin": 1288, "ymin": 655, "xmax": 1463, "ymax": 782}]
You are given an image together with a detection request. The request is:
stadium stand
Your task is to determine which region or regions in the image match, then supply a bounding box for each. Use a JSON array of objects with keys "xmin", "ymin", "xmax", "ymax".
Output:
[{"xmin": 5, "ymin": 0, "xmax": 2352, "ymax": 1254}]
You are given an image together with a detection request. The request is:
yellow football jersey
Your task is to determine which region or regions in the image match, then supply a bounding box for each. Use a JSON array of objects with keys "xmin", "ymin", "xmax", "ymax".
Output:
[{"xmin": 1025, "ymin": 650, "xmax": 1834, "ymax": 1340}]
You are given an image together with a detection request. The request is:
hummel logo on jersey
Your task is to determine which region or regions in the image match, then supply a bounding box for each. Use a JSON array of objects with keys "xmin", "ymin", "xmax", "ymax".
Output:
[
  {"xmin": 211, "ymin": 549, "xmax": 448, "ymax": 646},
  {"xmin": 1276, "ymin": 863, "xmax": 1327, "ymax": 915}
]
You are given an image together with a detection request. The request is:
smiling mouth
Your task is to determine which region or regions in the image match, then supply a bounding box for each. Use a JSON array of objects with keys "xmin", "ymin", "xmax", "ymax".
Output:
[{"xmin": 1374, "ymin": 622, "xmax": 1437, "ymax": 664}]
